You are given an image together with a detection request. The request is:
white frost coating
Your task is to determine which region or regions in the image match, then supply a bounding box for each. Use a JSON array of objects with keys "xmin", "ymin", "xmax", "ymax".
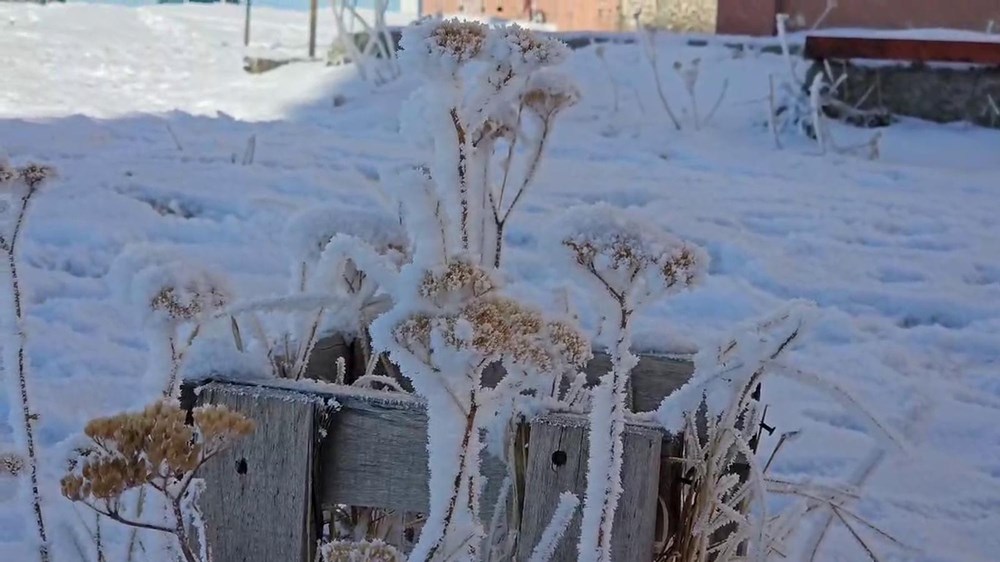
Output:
[
  {"xmin": 554, "ymin": 203, "xmax": 709, "ymax": 332},
  {"xmin": 527, "ymin": 492, "xmax": 579, "ymax": 562},
  {"xmin": 284, "ymin": 204, "xmax": 406, "ymax": 276},
  {"xmin": 398, "ymin": 18, "xmax": 488, "ymax": 78},
  {"xmin": 655, "ymin": 300, "xmax": 817, "ymax": 431},
  {"xmin": 109, "ymin": 245, "xmax": 232, "ymax": 330}
]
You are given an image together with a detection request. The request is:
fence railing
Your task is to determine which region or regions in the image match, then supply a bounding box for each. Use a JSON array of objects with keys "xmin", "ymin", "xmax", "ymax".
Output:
[{"xmin": 185, "ymin": 354, "xmax": 695, "ymax": 561}]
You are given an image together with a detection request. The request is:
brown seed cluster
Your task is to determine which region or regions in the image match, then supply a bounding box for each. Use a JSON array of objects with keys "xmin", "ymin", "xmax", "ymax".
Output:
[
  {"xmin": 393, "ymin": 295, "xmax": 590, "ymax": 374},
  {"xmin": 0, "ymin": 451, "xmax": 24, "ymax": 477},
  {"xmin": 498, "ymin": 25, "xmax": 567, "ymax": 69},
  {"xmin": 61, "ymin": 401, "xmax": 253, "ymax": 504},
  {"xmin": 521, "ymin": 86, "xmax": 578, "ymax": 121},
  {"xmin": 418, "ymin": 261, "xmax": 496, "ymax": 304},
  {"xmin": 430, "ymin": 19, "xmax": 487, "ymax": 63},
  {"xmin": 320, "ymin": 539, "xmax": 404, "ymax": 562},
  {"xmin": 151, "ymin": 283, "xmax": 228, "ymax": 322},
  {"xmin": 565, "ymin": 236, "xmax": 704, "ymax": 292},
  {"xmin": 0, "ymin": 162, "xmax": 56, "ymax": 189}
]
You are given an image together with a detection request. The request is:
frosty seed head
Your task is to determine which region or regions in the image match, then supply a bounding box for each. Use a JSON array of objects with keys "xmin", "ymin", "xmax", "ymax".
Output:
[
  {"xmin": 401, "ymin": 18, "xmax": 488, "ymax": 75},
  {"xmin": 0, "ymin": 451, "xmax": 24, "ymax": 477},
  {"xmin": 488, "ymin": 24, "xmax": 570, "ymax": 74},
  {"xmin": 0, "ymin": 164, "xmax": 16, "ymax": 186},
  {"xmin": 558, "ymin": 203, "xmax": 709, "ymax": 300},
  {"xmin": 521, "ymin": 72, "xmax": 580, "ymax": 120},
  {"xmin": 418, "ymin": 260, "xmax": 497, "ymax": 304},
  {"xmin": 62, "ymin": 400, "xmax": 253, "ymax": 505},
  {"xmin": 19, "ymin": 164, "xmax": 55, "ymax": 189},
  {"xmin": 393, "ymin": 296, "xmax": 590, "ymax": 374},
  {"xmin": 150, "ymin": 281, "xmax": 229, "ymax": 323}
]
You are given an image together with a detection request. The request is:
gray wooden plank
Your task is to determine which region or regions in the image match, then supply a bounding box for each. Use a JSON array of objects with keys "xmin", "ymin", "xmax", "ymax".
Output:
[
  {"xmin": 516, "ymin": 415, "xmax": 664, "ymax": 562},
  {"xmin": 196, "ymin": 382, "xmax": 318, "ymax": 562},
  {"xmin": 316, "ymin": 390, "xmax": 507, "ymax": 519},
  {"xmin": 308, "ymin": 334, "xmax": 694, "ymax": 412}
]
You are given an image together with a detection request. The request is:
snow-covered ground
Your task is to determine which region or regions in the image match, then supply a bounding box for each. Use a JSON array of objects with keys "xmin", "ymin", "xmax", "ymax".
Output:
[{"xmin": 1, "ymin": 3, "xmax": 999, "ymax": 561}]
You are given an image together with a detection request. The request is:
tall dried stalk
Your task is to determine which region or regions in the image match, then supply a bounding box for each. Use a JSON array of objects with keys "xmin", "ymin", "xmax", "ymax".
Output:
[{"xmin": 0, "ymin": 163, "xmax": 54, "ymax": 562}]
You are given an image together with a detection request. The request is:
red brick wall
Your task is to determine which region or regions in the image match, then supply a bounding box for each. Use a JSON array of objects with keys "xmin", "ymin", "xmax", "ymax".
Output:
[
  {"xmin": 716, "ymin": 0, "xmax": 777, "ymax": 35},
  {"xmin": 421, "ymin": 0, "xmax": 621, "ymax": 32},
  {"xmin": 718, "ymin": 0, "xmax": 1000, "ymax": 35}
]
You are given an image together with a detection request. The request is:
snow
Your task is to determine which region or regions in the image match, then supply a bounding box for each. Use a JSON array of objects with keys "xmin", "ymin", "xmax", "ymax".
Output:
[{"xmin": 0, "ymin": 3, "xmax": 998, "ymax": 561}]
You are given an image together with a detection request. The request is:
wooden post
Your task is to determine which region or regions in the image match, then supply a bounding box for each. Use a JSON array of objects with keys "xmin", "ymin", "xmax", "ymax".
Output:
[
  {"xmin": 309, "ymin": 0, "xmax": 319, "ymax": 59},
  {"xmin": 516, "ymin": 415, "xmax": 663, "ymax": 562},
  {"xmin": 196, "ymin": 383, "xmax": 320, "ymax": 562},
  {"xmin": 243, "ymin": 0, "xmax": 252, "ymax": 47}
]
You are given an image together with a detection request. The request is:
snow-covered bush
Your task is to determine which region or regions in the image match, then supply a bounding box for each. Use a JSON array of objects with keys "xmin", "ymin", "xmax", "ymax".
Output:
[
  {"xmin": 60, "ymin": 400, "xmax": 254, "ymax": 562},
  {"xmin": 0, "ymin": 160, "xmax": 56, "ymax": 562},
  {"xmin": 554, "ymin": 204, "xmax": 707, "ymax": 562}
]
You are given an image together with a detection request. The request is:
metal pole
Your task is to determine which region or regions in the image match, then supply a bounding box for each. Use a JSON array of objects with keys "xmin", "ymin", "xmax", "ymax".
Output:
[
  {"xmin": 244, "ymin": 0, "xmax": 252, "ymax": 47},
  {"xmin": 309, "ymin": 0, "xmax": 319, "ymax": 58}
]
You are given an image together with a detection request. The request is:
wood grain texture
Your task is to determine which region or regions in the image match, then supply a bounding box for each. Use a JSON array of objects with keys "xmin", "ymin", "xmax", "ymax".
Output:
[
  {"xmin": 516, "ymin": 415, "xmax": 664, "ymax": 562},
  {"xmin": 196, "ymin": 383, "xmax": 318, "ymax": 562},
  {"xmin": 481, "ymin": 352, "xmax": 694, "ymax": 413},
  {"xmin": 317, "ymin": 390, "xmax": 507, "ymax": 518}
]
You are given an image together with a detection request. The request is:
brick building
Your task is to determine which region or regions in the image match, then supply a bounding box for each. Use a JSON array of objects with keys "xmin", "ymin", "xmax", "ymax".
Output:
[{"xmin": 421, "ymin": 0, "xmax": 1000, "ymax": 35}]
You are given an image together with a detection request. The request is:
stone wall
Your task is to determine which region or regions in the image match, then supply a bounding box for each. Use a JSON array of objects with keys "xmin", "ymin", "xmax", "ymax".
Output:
[{"xmin": 822, "ymin": 61, "xmax": 1000, "ymax": 128}]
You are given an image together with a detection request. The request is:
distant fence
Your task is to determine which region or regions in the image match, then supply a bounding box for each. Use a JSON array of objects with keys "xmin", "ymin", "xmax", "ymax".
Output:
[{"xmin": 62, "ymin": 0, "xmax": 407, "ymax": 11}]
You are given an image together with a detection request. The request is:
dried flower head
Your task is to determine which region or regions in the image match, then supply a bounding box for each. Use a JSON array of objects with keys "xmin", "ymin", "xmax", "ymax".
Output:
[
  {"xmin": 18, "ymin": 164, "xmax": 55, "ymax": 189},
  {"xmin": 320, "ymin": 539, "xmax": 404, "ymax": 562},
  {"xmin": 521, "ymin": 71, "xmax": 580, "ymax": 120},
  {"xmin": 418, "ymin": 260, "xmax": 497, "ymax": 304},
  {"xmin": 401, "ymin": 18, "xmax": 488, "ymax": 74},
  {"xmin": 61, "ymin": 400, "xmax": 253, "ymax": 505},
  {"xmin": 0, "ymin": 164, "xmax": 16, "ymax": 186},
  {"xmin": 488, "ymin": 24, "xmax": 570, "ymax": 73},
  {"xmin": 150, "ymin": 281, "xmax": 229, "ymax": 323},
  {"xmin": 393, "ymin": 296, "xmax": 590, "ymax": 374},
  {"xmin": 0, "ymin": 451, "xmax": 24, "ymax": 477},
  {"xmin": 558, "ymin": 203, "xmax": 708, "ymax": 301}
]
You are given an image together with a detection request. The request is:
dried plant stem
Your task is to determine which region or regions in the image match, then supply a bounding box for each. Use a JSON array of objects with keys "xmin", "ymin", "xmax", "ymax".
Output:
[
  {"xmin": 423, "ymin": 391, "xmax": 481, "ymax": 562},
  {"xmin": 450, "ymin": 108, "xmax": 471, "ymax": 250},
  {"xmin": 0, "ymin": 188, "xmax": 50, "ymax": 562},
  {"xmin": 492, "ymin": 121, "xmax": 549, "ymax": 268},
  {"xmin": 641, "ymin": 30, "xmax": 682, "ymax": 130}
]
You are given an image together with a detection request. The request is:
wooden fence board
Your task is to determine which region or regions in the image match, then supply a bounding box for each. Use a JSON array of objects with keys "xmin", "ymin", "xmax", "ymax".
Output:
[
  {"xmin": 196, "ymin": 383, "xmax": 319, "ymax": 562},
  {"xmin": 516, "ymin": 415, "xmax": 664, "ymax": 562}
]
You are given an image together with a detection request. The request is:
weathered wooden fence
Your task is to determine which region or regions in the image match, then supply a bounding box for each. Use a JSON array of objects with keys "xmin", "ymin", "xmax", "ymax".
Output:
[{"xmin": 186, "ymin": 354, "xmax": 694, "ymax": 562}]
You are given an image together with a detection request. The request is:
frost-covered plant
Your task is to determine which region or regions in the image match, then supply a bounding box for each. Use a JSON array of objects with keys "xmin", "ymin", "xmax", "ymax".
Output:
[
  {"xmin": 555, "ymin": 204, "xmax": 707, "ymax": 562},
  {"xmin": 671, "ymin": 58, "xmax": 728, "ymax": 131},
  {"xmin": 657, "ymin": 302, "xmax": 905, "ymax": 561},
  {"xmin": 395, "ymin": 18, "xmax": 577, "ymax": 269},
  {"xmin": 374, "ymin": 260, "xmax": 589, "ymax": 561},
  {"xmin": 770, "ymin": 14, "xmax": 881, "ymax": 158},
  {"xmin": 329, "ymin": 0, "xmax": 400, "ymax": 85},
  {"xmin": 264, "ymin": 204, "xmax": 408, "ymax": 381},
  {"xmin": 110, "ymin": 248, "xmax": 232, "ymax": 396},
  {"xmin": 638, "ymin": 27, "xmax": 682, "ymax": 131},
  {"xmin": 320, "ymin": 539, "xmax": 405, "ymax": 562},
  {"xmin": 310, "ymin": 19, "xmax": 592, "ymax": 561},
  {"xmin": 61, "ymin": 400, "xmax": 254, "ymax": 562},
  {"xmin": 0, "ymin": 161, "xmax": 55, "ymax": 562}
]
